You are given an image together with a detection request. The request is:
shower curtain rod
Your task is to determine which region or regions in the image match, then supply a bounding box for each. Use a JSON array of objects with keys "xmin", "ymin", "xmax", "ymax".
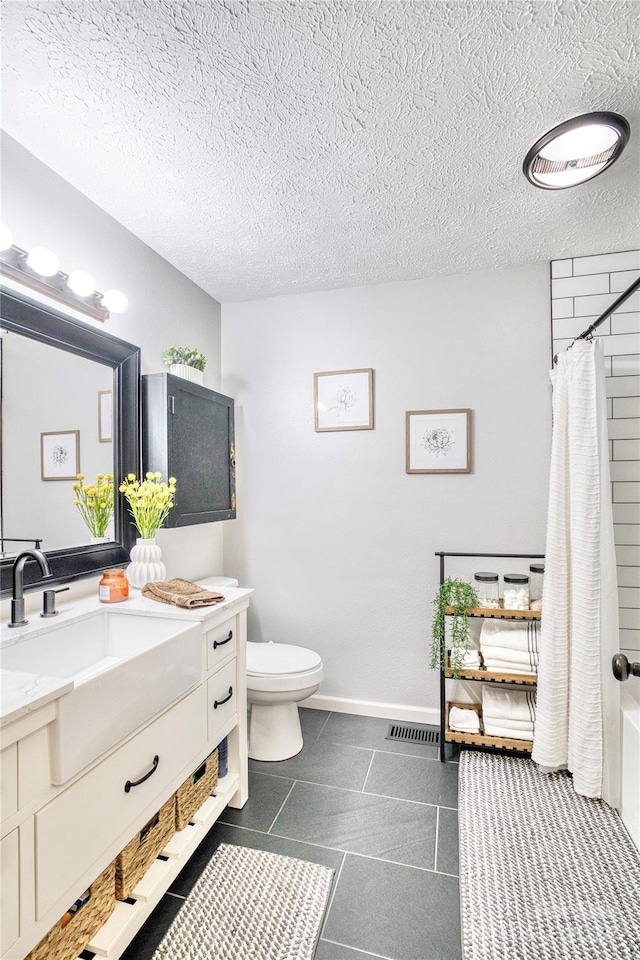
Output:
[{"xmin": 553, "ymin": 274, "xmax": 640, "ymax": 365}]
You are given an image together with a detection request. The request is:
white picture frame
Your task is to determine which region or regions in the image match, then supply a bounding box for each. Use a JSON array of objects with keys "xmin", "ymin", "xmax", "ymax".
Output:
[
  {"xmin": 314, "ymin": 368, "xmax": 374, "ymax": 432},
  {"xmin": 98, "ymin": 390, "xmax": 113, "ymax": 443},
  {"xmin": 406, "ymin": 409, "xmax": 471, "ymax": 474}
]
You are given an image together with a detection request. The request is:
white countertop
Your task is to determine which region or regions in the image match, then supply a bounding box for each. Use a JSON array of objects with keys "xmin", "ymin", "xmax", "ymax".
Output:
[{"xmin": 0, "ymin": 583, "xmax": 253, "ymax": 728}]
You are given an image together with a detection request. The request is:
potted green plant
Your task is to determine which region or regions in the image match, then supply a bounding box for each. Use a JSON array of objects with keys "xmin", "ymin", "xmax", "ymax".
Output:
[
  {"xmin": 162, "ymin": 346, "xmax": 207, "ymax": 385},
  {"xmin": 430, "ymin": 577, "xmax": 479, "ymax": 677}
]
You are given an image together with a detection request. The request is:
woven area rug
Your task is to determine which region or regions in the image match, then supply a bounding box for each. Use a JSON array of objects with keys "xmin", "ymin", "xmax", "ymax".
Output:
[
  {"xmin": 151, "ymin": 843, "xmax": 334, "ymax": 960},
  {"xmin": 459, "ymin": 752, "xmax": 640, "ymax": 960}
]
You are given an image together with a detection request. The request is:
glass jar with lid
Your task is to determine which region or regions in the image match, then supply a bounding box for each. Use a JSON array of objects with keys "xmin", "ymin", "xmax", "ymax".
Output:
[
  {"xmin": 474, "ymin": 572, "xmax": 500, "ymax": 608},
  {"xmin": 502, "ymin": 573, "xmax": 529, "ymax": 610},
  {"xmin": 99, "ymin": 569, "xmax": 129, "ymax": 603},
  {"xmin": 529, "ymin": 563, "xmax": 544, "ymax": 609}
]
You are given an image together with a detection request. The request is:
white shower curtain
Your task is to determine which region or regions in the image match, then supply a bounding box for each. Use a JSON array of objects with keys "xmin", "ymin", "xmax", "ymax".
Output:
[{"xmin": 532, "ymin": 338, "xmax": 620, "ymax": 807}]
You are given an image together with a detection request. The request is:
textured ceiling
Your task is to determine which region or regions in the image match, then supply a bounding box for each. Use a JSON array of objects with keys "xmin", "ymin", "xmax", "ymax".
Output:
[{"xmin": 2, "ymin": 0, "xmax": 639, "ymax": 303}]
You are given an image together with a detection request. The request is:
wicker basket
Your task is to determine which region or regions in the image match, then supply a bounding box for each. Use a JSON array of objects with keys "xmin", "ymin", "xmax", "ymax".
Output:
[
  {"xmin": 26, "ymin": 860, "xmax": 115, "ymax": 960},
  {"xmin": 175, "ymin": 749, "xmax": 219, "ymax": 831},
  {"xmin": 115, "ymin": 796, "xmax": 175, "ymax": 900}
]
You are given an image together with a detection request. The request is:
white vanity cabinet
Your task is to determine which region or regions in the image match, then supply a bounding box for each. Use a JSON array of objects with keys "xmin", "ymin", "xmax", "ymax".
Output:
[{"xmin": 0, "ymin": 591, "xmax": 250, "ymax": 960}]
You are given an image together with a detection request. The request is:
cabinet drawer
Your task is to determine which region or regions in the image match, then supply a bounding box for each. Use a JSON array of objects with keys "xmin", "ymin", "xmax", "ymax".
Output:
[
  {"xmin": 208, "ymin": 659, "xmax": 237, "ymax": 743},
  {"xmin": 35, "ymin": 684, "xmax": 207, "ymax": 920},
  {"xmin": 205, "ymin": 617, "xmax": 237, "ymax": 673}
]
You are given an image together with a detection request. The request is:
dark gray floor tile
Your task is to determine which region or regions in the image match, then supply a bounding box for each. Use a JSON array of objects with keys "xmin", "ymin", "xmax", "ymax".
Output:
[
  {"xmin": 315, "ymin": 940, "xmax": 379, "ymax": 959},
  {"xmin": 119, "ymin": 893, "xmax": 183, "ymax": 960},
  {"xmin": 219, "ymin": 770, "xmax": 294, "ymax": 831},
  {"xmin": 169, "ymin": 820, "xmax": 343, "ymax": 897},
  {"xmin": 323, "ymin": 854, "xmax": 462, "ymax": 960},
  {"xmin": 272, "ymin": 781, "xmax": 437, "ymax": 870},
  {"xmin": 319, "ymin": 712, "xmax": 439, "ymax": 759},
  {"xmin": 250, "ymin": 737, "xmax": 374, "ymax": 791},
  {"xmin": 436, "ymin": 807, "xmax": 459, "ymax": 876},
  {"xmin": 364, "ymin": 752, "xmax": 459, "ymax": 808},
  {"xmin": 300, "ymin": 705, "xmax": 331, "ymax": 739}
]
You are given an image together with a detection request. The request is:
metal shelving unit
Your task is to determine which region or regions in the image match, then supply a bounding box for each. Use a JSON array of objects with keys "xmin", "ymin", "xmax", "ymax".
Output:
[{"xmin": 435, "ymin": 551, "xmax": 544, "ymax": 762}]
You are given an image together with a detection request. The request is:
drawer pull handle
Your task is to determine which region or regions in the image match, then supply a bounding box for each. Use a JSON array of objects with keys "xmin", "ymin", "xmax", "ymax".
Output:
[
  {"xmin": 214, "ymin": 686, "xmax": 233, "ymax": 709},
  {"xmin": 214, "ymin": 630, "xmax": 233, "ymax": 650},
  {"xmin": 124, "ymin": 755, "xmax": 159, "ymax": 793}
]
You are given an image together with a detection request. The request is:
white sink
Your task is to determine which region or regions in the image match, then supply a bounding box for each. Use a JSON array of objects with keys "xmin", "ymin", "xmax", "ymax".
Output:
[{"xmin": 1, "ymin": 609, "xmax": 202, "ymax": 784}]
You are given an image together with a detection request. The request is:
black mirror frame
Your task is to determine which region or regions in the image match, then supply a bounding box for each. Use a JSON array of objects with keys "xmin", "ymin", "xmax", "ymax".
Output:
[{"xmin": 0, "ymin": 289, "xmax": 140, "ymax": 595}]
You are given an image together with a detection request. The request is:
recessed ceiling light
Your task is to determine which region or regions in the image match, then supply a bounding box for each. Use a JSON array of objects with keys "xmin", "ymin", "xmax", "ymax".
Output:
[{"xmin": 523, "ymin": 112, "xmax": 630, "ymax": 189}]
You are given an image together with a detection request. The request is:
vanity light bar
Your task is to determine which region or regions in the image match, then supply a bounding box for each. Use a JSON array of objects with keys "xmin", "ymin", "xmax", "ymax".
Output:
[{"xmin": 0, "ymin": 235, "xmax": 127, "ymax": 323}]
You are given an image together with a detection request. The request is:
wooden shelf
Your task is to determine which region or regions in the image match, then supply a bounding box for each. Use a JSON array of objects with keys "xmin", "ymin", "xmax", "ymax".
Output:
[
  {"xmin": 444, "ymin": 604, "xmax": 541, "ymax": 620},
  {"xmin": 444, "ymin": 727, "xmax": 533, "ymax": 754}
]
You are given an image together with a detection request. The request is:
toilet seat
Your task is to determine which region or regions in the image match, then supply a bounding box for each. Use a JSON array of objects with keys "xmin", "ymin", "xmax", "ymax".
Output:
[{"xmin": 246, "ymin": 642, "xmax": 323, "ymax": 693}]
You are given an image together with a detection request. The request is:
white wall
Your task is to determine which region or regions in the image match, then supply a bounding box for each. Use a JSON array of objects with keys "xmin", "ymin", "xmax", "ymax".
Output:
[
  {"xmin": 222, "ymin": 264, "xmax": 552, "ymax": 717},
  {"xmin": 1, "ymin": 132, "xmax": 225, "ymax": 586}
]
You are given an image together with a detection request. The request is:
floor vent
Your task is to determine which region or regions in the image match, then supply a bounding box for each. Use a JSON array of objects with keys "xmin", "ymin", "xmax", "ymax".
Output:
[{"xmin": 385, "ymin": 722, "xmax": 440, "ymax": 745}]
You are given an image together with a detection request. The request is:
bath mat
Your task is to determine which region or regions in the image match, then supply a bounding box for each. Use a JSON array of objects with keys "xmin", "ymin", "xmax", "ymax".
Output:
[
  {"xmin": 150, "ymin": 843, "xmax": 334, "ymax": 960},
  {"xmin": 458, "ymin": 752, "xmax": 640, "ymax": 960}
]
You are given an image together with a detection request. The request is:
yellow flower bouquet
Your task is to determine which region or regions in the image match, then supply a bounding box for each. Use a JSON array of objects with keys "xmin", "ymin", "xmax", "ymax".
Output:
[
  {"xmin": 119, "ymin": 472, "xmax": 177, "ymax": 539},
  {"xmin": 72, "ymin": 473, "xmax": 114, "ymax": 538}
]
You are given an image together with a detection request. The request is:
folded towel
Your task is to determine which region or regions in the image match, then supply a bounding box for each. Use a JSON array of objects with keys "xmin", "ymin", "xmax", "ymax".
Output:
[
  {"xmin": 482, "ymin": 686, "xmax": 537, "ymax": 724},
  {"xmin": 449, "ymin": 706, "xmax": 481, "ymax": 734},
  {"xmin": 479, "ymin": 619, "xmax": 539, "ymax": 653},
  {"xmin": 484, "ymin": 721, "xmax": 533, "ymax": 741},
  {"xmin": 484, "ymin": 716, "xmax": 534, "ymax": 732},
  {"xmin": 461, "ymin": 648, "xmax": 481, "ymax": 669},
  {"xmin": 483, "ymin": 659, "xmax": 537, "ymax": 676},
  {"xmin": 142, "ymin": 578, "xmax": 225, "ymax": 608},
  {"xmin": 480, "ymin": 644, "xmax": 539, "ymax": 668}
]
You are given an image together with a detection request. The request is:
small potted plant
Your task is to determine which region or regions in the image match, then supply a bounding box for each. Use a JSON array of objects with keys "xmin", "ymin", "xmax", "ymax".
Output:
[
  {"xmin": 162, "ymin": 346, "xmax": 207, "ymax": 385},
  {"xmin": 430, "ymin": 577, "xmax": 479, "ymax": 677},
  {"xmin": 72, "ymin": 473, "xmax": 114, "ymax": 541}
]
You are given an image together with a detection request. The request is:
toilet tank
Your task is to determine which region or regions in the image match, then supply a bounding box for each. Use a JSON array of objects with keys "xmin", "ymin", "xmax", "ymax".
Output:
[{"xmin": 198, "ymin": 576, "xmax": 239, "ymax": 589}]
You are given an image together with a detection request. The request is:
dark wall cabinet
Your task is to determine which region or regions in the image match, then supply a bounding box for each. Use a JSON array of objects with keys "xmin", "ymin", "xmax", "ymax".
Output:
[{"xmin": 142, "ymin": 373, "xmax": 236, "ymax": 526}]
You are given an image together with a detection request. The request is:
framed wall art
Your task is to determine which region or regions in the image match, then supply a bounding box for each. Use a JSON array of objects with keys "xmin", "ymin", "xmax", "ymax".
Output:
[
  {"xmin": 98, "ymin": 390, "xmax": 113, "ymax": 442},
  {"xmin": 406, "ymin": 408, "xmax": 471, "ymax": 474},
  {"xmin": 314, "ymin": 368, "xmax": 374, "ymax": 432},
  {"xmin": 41, "ymin": 430, "xmax": 80, "ymax": 481}
]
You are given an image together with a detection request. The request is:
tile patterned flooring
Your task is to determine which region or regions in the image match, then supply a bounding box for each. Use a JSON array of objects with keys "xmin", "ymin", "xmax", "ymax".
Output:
[{"xmin": 119, "ymin": 708, "xmax": 462, "ymax": 960}]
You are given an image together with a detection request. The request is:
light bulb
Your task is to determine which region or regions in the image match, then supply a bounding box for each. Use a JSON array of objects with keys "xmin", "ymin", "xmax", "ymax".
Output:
[
  {"xmin": 102, "ymin": 289, "xmax": 128, "ymax": 313},
  {"xmin": 26, "ymin": 246, "xmax": 60, "ymax": 277},
  {"xmin": 0, "ymin": 223, "xmax": 13, "ymax": 252},
  {"xmin": 67, "ymin": 270, "xmax": 95, "ymax": 297}
]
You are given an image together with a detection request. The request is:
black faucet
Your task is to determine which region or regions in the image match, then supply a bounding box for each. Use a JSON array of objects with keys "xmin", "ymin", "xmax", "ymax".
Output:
[{"xmin": 8, "ymin": 549, "xmax": 52, "ymax": 628}]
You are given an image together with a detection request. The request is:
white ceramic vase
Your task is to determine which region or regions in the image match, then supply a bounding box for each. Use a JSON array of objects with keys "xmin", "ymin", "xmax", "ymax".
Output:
[
  {"xmin": 169, "ymin": 363, "xmax": 204, "ymax": 386},
  {"xmin": 126, "ymin": 537, "xmax": 166, "ymax": 589}
]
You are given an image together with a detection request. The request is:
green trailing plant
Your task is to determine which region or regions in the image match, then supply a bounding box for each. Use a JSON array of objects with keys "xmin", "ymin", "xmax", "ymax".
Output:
[
  {"xmin": 430, "ymin": 577, "xmax": 479, "ymax": 677},
  {"xmin": 162, "ymin": 346, "xmax": 208, "ymax": 371}
]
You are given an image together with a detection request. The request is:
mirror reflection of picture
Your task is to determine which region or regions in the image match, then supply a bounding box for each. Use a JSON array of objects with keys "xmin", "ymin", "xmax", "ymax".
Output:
[
  {"xmin": 41, "ymin": 430, "xmax": 80, "ymax": 481},
  {"xmin": 314, "ymin": 368, "xmax": 374, "ymax": 432},
  {"xmin": 99, "ymin": 390, "xmax": 113, "ymax": 443}
]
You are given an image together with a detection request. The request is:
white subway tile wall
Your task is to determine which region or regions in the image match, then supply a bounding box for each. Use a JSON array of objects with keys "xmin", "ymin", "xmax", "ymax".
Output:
[{"xmin": 551, "ymin": 250, "xmax": 640, "ymax": 659}]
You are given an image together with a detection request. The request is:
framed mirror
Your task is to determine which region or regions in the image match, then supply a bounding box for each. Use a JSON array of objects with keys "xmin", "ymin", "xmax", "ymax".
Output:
[{"xmin": 0, "ymin": 289, "xmax": 140, "ymax": 595}]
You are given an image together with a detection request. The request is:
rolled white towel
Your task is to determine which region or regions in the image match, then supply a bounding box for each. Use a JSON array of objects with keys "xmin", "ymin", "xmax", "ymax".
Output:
[
  {"xmin": 449, "ymin": 706, "xmax": 481, "ymax": 734},
  {"xmin": 461, "ymin": 648, "xmax": 481, "ymax": 669},
  {"xmin": 484, "ymin": 721, "xmax": 533, "ymax": 741},
  {"xmin": 483, "ymin": 659, "xmax": 537, "ymax": 675},
  {"xmin": 479, "ymin": 619, "xmax": 539, "ymax": 653},
  {"xmin": 480, "ymin": 644, "xmax": 539, "ymax": 668},
  {"xmin": 482, "ymin": 686, "xmax": 537, "ymax": 724}
]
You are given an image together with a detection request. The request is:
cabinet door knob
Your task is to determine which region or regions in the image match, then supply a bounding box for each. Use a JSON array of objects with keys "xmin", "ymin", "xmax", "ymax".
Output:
[
  {"xmin": 214, "ymin": 686, "xmax": 233, "ymax": 709},
  {"xmin": 124, "ymin": 755, "xmax": 159, "ymax": 793},
  {"xmin": 213, "ymin": 630, "xmax": 233, "ymax": 650},
  {"xmin": 612, "ymin": 654, "xmax": 640, "ymax": 682}
]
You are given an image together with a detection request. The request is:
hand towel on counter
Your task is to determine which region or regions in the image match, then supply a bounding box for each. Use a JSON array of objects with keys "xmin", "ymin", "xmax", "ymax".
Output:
[
  {"xmin": 142, "ymin": 578, "xmax": 226, "ymax": 608},
  {"xmin": 482, "ymin": 686, "xmax": 537, "ymax": 724},
  {"xmin": 483, "ymin": 721, "xmax": 533, "ymax": 741},
  {"xmin": 449, "ymin": 706, "xmax": 481, "ymax": 734},
  {"xmin": 479, "ymin": 619, "xmax": 540, "ymax": 653}
]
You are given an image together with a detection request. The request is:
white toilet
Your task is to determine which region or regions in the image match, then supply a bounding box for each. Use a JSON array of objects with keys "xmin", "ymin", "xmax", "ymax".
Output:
[
  {"xmin": 199, "ymin": 577, "xmax": 323, "ymax": 763},
  {"xmin": 246, "ymin": 641, "xmax": 323, "ymax": 762}
]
